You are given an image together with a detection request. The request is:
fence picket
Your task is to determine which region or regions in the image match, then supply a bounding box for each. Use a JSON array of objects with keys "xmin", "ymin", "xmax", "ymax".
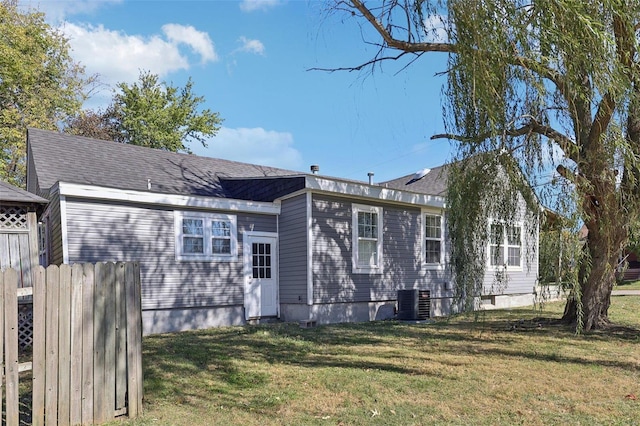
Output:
[
  {"xmin": 115, "ymin": 262, "xmax": 127, "ymax": 410},
  {"xmin": 104, "ymin": 262, "xmax": 117, "ymax": 419},
  {"xmin": 126, "ymin": 262, "xmax": 143, "ymax": 417},
  {"xmin": 32, "ymin": 266, "xmax": 46, "ymax": 425},
  {"xmin": 4, "ymin": 267, "xmax": 20, "ymax": 425},
  {"xmin": 0, "ymin": 269, "xmax": 5, "ymax": 423},
  {"xmin": 45, "ymin": 265, "xmax": 60, "ymax": 425},
  {"xmin": 93, "ymin": 262, "xmax": 108, "ymax": 423},
  {"xmin": 81, "ymin": 263, "xmax": 95, "ymax": 424},
  {"xmin": 57, "ymin": 264, "xmax": 72, "ymax": 425},
  {"xmin": 69, "ymin": 264, "xmax": 84, "ymax": 425}
]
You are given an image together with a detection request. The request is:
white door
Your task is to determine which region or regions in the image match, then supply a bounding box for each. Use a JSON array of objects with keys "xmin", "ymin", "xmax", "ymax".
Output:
[{"xmin": 244, "ymin": 233, "xmax": 278, "ymax": 319}]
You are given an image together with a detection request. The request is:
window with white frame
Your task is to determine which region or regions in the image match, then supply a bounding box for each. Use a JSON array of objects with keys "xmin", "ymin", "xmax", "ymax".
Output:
[
  {"xmin": 38, "ymin": 217, "xmax": 49, "ymax": 267},
  {"xmin": 424, "ymin": 212, "xmax": 443, "ymax": 266},
  {"xmin": 352, "ymin": 204, "xmax": 383, "ymax": 273},
  {"xmin": 175, "ymin": 211, "xmax": 237, "ymax": 261},
  {"xmin": 489, "ymin": 223, "xmax": 522, "ymax": 268}
]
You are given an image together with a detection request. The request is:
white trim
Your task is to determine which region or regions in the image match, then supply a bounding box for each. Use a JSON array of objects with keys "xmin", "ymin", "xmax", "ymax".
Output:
[
  {"xmin": 305, "ymin": 176, "xmax": 445, "ymax": 208},
  {"xmin": 60, "ymin": 194, "xmax": 69, "ymax": 264},
  {"xmin": 421, "ymin": 209, "xmax": 445, "ymax": 270},
  {"xmin": 57, "ymin": 182, "xmax": 280, "ymax": 215},
  {"xmin": 306, "ymin": 192, "xmax": 313, "ymax": 306},
  {"xmin": 174, "ymin": 211, "xmax": 238, "ymax": 262},
  {"xmin": 352, "ymin": 203, "xmax": 384, "ymax": 274},
  {"xmin": 277, "ymin": 188, "xmax": 309, "ymax": 202},
  {"xmin": 487, "ymin": 222, "xmax": 524, "ymax": 272}
]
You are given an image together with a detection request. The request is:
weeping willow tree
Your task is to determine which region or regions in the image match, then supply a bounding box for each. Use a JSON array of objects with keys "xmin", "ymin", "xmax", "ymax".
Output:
[{"xmin": 333, "ymin": 0, "xmax": 640, "ymax": 331}]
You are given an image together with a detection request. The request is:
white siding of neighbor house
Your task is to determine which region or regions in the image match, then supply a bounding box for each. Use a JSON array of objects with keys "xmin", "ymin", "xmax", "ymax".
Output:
[
  {"xmin": 310, "ymin": 194, "xmax": 452, "ymax": 304},
  {"xmin": 63, "ymin": 198, "xmax": 277, "ymax": 311},
  {"xmin": 278, "ymin": 194, "xmax": 308, "ymax": 304}
]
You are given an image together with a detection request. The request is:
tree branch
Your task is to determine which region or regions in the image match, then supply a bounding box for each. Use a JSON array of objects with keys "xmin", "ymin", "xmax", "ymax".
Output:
[
  {"xmin": 431, "ymin": 118, "xmax": 579, "ymax": 163},
  {"xmin": 308, "ymin": 51, "xmax": 417, "ymax": 72},
  {"xmin": 349, "ymin": 0, "xmax": 455, "ymax": 54}
]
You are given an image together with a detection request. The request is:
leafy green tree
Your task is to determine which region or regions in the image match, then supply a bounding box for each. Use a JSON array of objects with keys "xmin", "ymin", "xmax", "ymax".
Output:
[
  {"xmin": 0, "ymin": 0, "xmax": 88, "ymax": 185},
  {"xmin": 107, "ymin": 71, "xmax": 222, "ymax": 152},
  {"xmin": 335, "ymin": 0, "xmax": 640, "ymax": 331}
]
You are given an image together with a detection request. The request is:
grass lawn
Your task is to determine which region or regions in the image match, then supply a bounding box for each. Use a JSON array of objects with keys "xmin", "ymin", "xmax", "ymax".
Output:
[
  {"xmin": 116, "ymin": 298, "xmax": 640, "ymax": 426},
  {"xmin": 617, "ymin": 280, "xmax": 640, "ymax": 291}
]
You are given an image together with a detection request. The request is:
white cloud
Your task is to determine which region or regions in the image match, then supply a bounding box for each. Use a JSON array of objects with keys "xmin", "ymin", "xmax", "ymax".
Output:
[
  {"xmin": 192, "ymin": 127, "xmax": 303, "ymax": 171},
  {"xmin": 237, "ymin": 36, "xmax": 265, "ymax": 55},
  {"xmin": 162, "ymin": 24, "xmax": 218, "ymax": 63},
  {"xmin": 61, "ymin": 23, "xmax": 217, "ymax": 86},
  {"xmin": 239, "ymin": 0, "xmax": 283, "ymax": 13},
  {"xmin": 422, "ymin": 14, "xmax": 449, "ymax": 43},
  {"xmin": 19, "ymin": 0, "xmax": 122, "ymax": 23}
]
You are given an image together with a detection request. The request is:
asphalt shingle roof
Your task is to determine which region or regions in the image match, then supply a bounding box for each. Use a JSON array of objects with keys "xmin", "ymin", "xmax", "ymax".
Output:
[
  {"xmin": 380, "ymin": 164, "xmax": 449, "ymax": 196},
  {"xmin": 0, "ymin": 180, "xmax": 48, "ymax": 204},
  {"xmin": 28, "ymin": 128, "xmax": 302, "ymax": 197},
  {"xmin": 27, "ymin": 128, "xmax": 450, "ymax": 200}
]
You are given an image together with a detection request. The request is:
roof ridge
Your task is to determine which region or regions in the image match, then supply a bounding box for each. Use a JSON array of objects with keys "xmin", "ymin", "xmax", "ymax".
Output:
[{"xmin": 27, "ymin": 127, "xmax": 300, "ymax": 174}]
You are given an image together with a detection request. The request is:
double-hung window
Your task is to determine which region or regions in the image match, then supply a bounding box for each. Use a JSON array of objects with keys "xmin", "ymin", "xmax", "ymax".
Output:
[
  {"xmin": 175, "ymin": 212, "xmax": 237, "ymax": 261},
  {"xmin": 424, "ymin": 212, "xmax": 444, "ymax": 267},
  {"xmin": 489, "ymin": 223, "xmax": 522, "ymax": 269},
  {"xmin": 352, "ymin": 204, "xmax": 383, "ymax": 273}
]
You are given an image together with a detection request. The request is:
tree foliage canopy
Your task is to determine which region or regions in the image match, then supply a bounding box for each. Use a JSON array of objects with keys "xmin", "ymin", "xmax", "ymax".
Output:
[
  {"xmin": 112, "ymin": 71, "xmax": 221, "ymax": 152},
  {"xmin": 0, "ymin": 0, "xmax": 88, "ymax": 185},
  {"xmin": 67, "ymin": 71, "xmax": 222, "ymax": 152},
  {"xmin": 335, "ymin": 0, "xmax": 640, "ymax": 331}
]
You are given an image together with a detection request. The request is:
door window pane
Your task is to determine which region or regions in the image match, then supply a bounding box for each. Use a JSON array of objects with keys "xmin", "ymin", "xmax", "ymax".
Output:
[{"xmin": 251, "ymin": 243, "xmax": 272, "ymax": 280}]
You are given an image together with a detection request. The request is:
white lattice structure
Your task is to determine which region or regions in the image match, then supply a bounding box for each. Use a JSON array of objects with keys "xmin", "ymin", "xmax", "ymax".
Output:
[{"xmin": 0, "ymin": 206, "xmax": 28, "ymax": 230}]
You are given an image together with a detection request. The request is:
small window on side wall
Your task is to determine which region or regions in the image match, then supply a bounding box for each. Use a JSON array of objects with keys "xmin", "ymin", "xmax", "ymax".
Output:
[
  {"xmin": 174, "ymin": 212, "xmax": 237, "ymax": 261},
  {"xmin": 489, "ymin": 223, "xmax": 522, "ymax": 270},
  {"xmin": 352, "ymin": 204, "xmax": 383, "ymax": 274},
  {"xmin": 423, "ymin": 212, "xmax": 444, "ymax": 267}
]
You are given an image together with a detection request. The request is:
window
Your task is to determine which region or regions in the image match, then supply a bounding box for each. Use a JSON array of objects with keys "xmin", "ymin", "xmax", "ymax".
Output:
[
  {"xmin": 175, "ymin": 212, "xmax": 237, "ymax": 261},
  {"xmin": 506, "ymin": 226, "xmax": 521, "ymax": 267},
  {"xmin": 38, "ymin": 217, "xmax": 49, "ymax": 267},
  {"xmin": 424, "ymin": 213, "xmax": 443, "ymax": 266},
  {"xmin": 352, "ymin": 204, "xmax": 383, "ymax": 273},
  {"xmin": 489, "ymin": 223, "xmax": 522, "ymax": 269}
]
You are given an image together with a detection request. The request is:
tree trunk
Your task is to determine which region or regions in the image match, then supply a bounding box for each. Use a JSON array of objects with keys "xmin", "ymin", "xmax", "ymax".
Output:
[
  {"xmin": 561, "ymin": 174, "xmax": 626, "ymax": 331},
  {"xmin": 561, "ymin": 231, "xmax": 618, "ymax": 330}
]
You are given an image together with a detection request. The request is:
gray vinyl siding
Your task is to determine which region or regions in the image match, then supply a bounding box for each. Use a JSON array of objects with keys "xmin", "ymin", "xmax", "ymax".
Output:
[
  {"xmin": 64, "ymin": 198, "xmax": 277, "ymax": 310},
  {"xmin": 312, "ymin": 194, "xmax": 443, "ymax": 304},
  {"xmin": 278, "ymin": 194, "xmax": 308, "ymax": 304},
  {"xmin": 26, "ymin": 145, "xmax": 40, "ymax": 196}
]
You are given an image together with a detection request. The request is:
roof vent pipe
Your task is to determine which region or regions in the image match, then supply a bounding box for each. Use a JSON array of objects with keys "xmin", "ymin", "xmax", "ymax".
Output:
[
  {"xmin": 147, "ymin": 178, "xmax": 151, "ymax": 190},
  {"xmin": 367, "ymin": 172, "xmax": 374, "ymax": 185},
  {"xmin": 310, "ymin": 165, "xmax": 320, "ymax": 175}
]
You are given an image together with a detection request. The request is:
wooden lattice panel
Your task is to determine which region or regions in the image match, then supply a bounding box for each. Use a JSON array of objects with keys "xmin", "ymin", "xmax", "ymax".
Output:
[
  {"xmin": 18, "ymin": 303, "xmax": 33, "ymax": 350},
  {"xmin": 0, "ymin": 206, "xmax": 28, "ymax": 230}
]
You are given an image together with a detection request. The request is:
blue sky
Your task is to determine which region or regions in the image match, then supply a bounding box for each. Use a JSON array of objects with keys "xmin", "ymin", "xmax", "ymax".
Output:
[{"xmin": 22, "ymin": 0, "xmax": 452, "ymax": 182}]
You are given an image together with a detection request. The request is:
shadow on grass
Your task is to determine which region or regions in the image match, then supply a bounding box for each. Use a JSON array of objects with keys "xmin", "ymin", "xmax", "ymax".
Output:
[{"xmin": 140, "ymin": 307, "xmax": 640, "ymax": 414}]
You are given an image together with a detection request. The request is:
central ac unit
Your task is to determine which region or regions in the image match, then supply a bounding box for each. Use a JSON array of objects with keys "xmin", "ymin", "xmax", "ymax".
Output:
[{"xmin": 397, "ymin": 289, "xmax": 430, "ymax": 320}]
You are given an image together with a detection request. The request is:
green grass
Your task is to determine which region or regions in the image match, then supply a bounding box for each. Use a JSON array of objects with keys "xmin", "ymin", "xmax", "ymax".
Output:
[
  {"xmin": 114, "ymin": 298, "xmax": 640, "ymax": 426},
  {"xmin": 617, "ymin": 280, "xmax": 640, "ymax": 291}
]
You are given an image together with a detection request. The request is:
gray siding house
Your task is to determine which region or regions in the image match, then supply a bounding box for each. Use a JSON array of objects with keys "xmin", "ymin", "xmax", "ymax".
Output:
[{"xmin": 27, "ymin": 128, "xmax": 539, "ymax": 334}]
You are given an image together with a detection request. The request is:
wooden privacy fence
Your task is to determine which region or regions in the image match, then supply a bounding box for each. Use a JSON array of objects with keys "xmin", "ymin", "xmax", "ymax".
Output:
[{"xmin": 0, "ymin": 262, "xmax": 143, "ymax": 425}]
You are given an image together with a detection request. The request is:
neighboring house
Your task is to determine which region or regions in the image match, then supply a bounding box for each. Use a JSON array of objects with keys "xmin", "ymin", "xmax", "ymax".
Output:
[{"xmin": 26, "ymin": 128, "xmax": 539, "ymax": 334}]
